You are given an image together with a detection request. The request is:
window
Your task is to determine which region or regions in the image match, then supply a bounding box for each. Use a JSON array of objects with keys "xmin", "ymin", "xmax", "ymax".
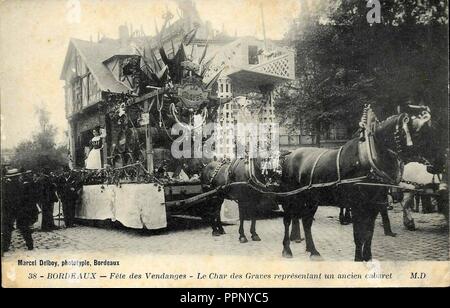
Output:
[
  {"xmin": 320, "ymin": 122, "xmax": 348, "ymax": 140},
  {"xmin": 82, "ymin": 76, "xmax": 89, "ymax": 107},
  {"xmin": 280, "ymin": 135, "xmax": 289, "ymax": 145},
  {"xmin": 220, "ymin": 83, "xmax": 224, "ymax": 93},
  {"xmin": 334, "ymin": 122, "xmax": 347, "ymax": 140},
  {"xmin": 288, "ymin": 135, "xmax": 300, "ymax": 145},
  {"xmin": 88, "ymin": 73, "xmax": 99, "ymax": 103},
  {"xmin": 226, "ymin": 84, "xmax": 229, "ymax": 92},
  {"xmin": 76, "ymin": 54, "xmax": 83, "ymax": 76},
  {"xmin": 65, "ymin": 86, "xmax": 72, "ymax": 115},
  {"xmin": 248, "ymin": 45, "xmax": 259, "ymax": 65},
  {"xmin": 72, "ymin": 77, "xmax": 82, "ymax": 111},
  {"xmin": 301, "ymin": 121, "xmax": 313, "ymax": 136}
]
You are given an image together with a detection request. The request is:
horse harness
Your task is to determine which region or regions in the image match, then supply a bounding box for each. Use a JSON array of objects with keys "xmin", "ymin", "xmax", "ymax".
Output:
[
  {"xmin": 234, "ymin": 106, "xmax": 420, "ymax": 197},
  {"xmin": 203, "ymin": 106, "xmax": 423, "ymax": 200},
  {"xmin": 208, "ymin": 160, "xmax": 228, "ymax": 185}
]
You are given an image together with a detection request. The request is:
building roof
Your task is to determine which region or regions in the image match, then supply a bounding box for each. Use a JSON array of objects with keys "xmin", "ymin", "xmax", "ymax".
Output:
[{"xmin": 60, "ymin": 38, "xmax": 134, "ymax": 93}]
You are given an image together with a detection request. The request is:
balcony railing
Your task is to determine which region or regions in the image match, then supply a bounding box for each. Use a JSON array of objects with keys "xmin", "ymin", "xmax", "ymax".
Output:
[{"xmin": 250, "ymin": 53, "xmax": 295, "ymax": 80}]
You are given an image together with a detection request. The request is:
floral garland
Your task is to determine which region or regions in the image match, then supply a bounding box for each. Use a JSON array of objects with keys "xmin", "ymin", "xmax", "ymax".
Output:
[{"xmin": 104, "ymin": 92, "xmax": 136, "ymax": 125}]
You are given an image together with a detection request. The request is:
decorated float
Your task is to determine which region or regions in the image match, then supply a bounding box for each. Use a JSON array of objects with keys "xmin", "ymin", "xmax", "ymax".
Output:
[{"xmin": 60, "ymin": 1, "xmax": 295, "ymax": 229}]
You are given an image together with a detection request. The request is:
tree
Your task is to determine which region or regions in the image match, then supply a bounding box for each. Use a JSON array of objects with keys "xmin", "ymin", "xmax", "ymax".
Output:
[
  {"xmin": 275, "ymin": 0, "xmax": 448, "ymax": 146},
  {"xmin": 10, "ymin": 106, "xmax": 68, "ymax": 171}
]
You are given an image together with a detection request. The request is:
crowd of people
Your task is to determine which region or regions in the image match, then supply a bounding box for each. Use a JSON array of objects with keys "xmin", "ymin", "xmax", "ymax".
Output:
[{"xmin": 1, "ymin": 167, "xmax": 83, "ymax": 253}]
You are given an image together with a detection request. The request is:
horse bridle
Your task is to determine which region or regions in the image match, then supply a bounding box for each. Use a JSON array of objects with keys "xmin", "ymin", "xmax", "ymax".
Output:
[{"xmin": 392, "ymin": 111, "xmax": 434, "ymax": 167}]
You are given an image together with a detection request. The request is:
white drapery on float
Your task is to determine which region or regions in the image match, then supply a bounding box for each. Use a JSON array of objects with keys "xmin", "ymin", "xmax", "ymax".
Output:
[{"xmin": 77, "ymin": 184, "xmax": 167, "ymax": 229}]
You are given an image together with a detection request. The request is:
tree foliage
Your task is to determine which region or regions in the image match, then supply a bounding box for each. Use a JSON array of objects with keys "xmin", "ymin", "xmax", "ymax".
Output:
[
  {"xmin": 10, "ymin": 106, "xmax": 68, "ymax": 171},
  {"xmin": 275, "ymin": 0, "xmax": 448, "ymax": 145}
]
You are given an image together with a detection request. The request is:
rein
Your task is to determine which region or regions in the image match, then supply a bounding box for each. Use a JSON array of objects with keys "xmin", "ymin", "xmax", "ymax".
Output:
[
  {"xmin": 241, "ymin": 146, "xmax": 362, "ymax": 197},
  {"xmin": 197, "ymin": 107, "xmax": 426, "ymax": 203}
]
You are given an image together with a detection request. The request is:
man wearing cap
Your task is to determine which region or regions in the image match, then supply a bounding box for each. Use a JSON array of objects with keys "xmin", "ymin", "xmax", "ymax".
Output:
[{"xmin": 1, "ymin": 169, "xmax": 37, "ymax": 252}]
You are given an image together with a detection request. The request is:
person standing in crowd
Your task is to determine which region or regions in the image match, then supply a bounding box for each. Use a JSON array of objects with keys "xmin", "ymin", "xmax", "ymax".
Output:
[
  {"xmin": 18, "ymin": 171, "xmax": 39, "ymax": 249},
  {"xmin": 1, "ymin": 168, "xmax": 18, "ymax": 253},
  {"xmin": 1, "ymin": 169, "xmax": 38, "ymax": 252},
  {"xmin": 437, "ymin": 149, "xmax": 449, "ymax": 219},
  {"xmin": 56, "ymin": 168, "xmax": 81, "ymax": 228},
  {"xmin": 38, "ymin": 169, "xmax": 58, "ymax": 231}
]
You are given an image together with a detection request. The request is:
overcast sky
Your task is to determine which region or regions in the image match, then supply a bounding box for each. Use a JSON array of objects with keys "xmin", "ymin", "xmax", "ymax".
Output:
[{"xmin": 0, "ymin": 0, "xmax": 301, "ymax": 150}]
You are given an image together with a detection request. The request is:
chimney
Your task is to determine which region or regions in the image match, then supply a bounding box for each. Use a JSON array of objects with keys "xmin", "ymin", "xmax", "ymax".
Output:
[{"xmin": 118, "ymin": 24, "xmax": 129, "ymax": 47}]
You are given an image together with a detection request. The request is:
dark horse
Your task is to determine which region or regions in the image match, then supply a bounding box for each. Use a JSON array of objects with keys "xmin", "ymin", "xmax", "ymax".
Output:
[
  {"xmin": 280, "ymin": 105, "xmax": 442, "ymax": 261},
  {"xmin": 201, "ymin": 158, "xmax": 291, "ymax": 242}
]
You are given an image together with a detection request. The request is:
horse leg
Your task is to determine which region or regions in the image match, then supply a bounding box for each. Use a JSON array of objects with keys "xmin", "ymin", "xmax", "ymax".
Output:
[
  {"xmin": 352, "ymin": 208, "xmax": 364, "ymax": 262},
  {"xmin": 282, "ymin": 214, "xmax": 293, "ymax": 258},
  {"xmin": 246, "ymin": 203, "xmax": 260, "ymax": 241},
  {"xmin": 402, "ymin": 192, "xmax": 416, "ymax": 231},
  {"xmin": 340, "ymin": 207, "xmax": 352, "ymax": 225},
  {"xmin": 344, "ymin": 207, "xmax": 352, "ymax": 224},
  {"xmin": 214, "ymin": 198, "xmax": 226, "ymax": 235},
  {"xmin": 289, "ymin": 217, "xmax": 304, "ymax": 242},
  {"xmin": 339, "ymin": 207, "xmax": 345, "ymax": 225},
  {"xmin": 217, "ymin": 214, "xmax": 226, "ymax": 235},
  {"xmin": 422, "ymin": 194, "xmax": 433, "ymax": 213},
  {"xmin": 250, "ymin": 219, "xmax": 261, "ymax": 241},
  {"xmin": 211, "ymin": 220, "xmax": 221, "ymax": 236},
  {"xmin": 208, "ymin": 202, "xmax": 221, "ymax": 237},
  {"xmin": 380, "ymin": 205, "xmax": 396, "ymax": 237},
  {"xmin": 302, "ymin": 206, "xmax": 321, "ymax": 260},
  {"xmin": 238, "ymin": 204, "xmax": 248, "ymax": 243},
  {"xmin": 414, "ymin": 194, "xmax": 420, "ymax": 212},
  {"xmin": 362, "ymin": 209, "xmax": 379, "ymax": 261}
]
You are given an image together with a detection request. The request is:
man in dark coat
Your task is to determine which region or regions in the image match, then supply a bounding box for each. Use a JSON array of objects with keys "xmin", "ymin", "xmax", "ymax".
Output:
[
  {"xmin": 17, "ymin": 172, "xmax": 39, "ymax": 249},
  {"xmin": 56, "ymin": 169, "xmax": 81, "ymax": 228},
  {"xmin": 38, "ymin": 170, "xmax": 58, "ymax": 231},
  {"xmin": 2, "ymin": 169, "xmax": 38, "ymax": 252},
  {"xmin": 1, "ymin": 168, "xmax": 18, "ymax": 253}
]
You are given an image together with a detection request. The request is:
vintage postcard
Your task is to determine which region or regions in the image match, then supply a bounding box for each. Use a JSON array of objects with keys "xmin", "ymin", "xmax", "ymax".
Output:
[{"xmin": 1, "ymin": 0, "xmax": 448, "ymax": 291}]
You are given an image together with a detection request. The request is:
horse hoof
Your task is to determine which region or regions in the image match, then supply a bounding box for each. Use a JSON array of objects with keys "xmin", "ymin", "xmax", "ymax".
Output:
[
  {"xmin": 294, "ymin": 238, "xmax": 304, "ymax": 243},
  {"xmin": 251, "ymin": 234, "xmax": 261, "ymax": 241},
  {"xmin": 282, "ymin": 249, "xmax": 293, "ymax": 258},
  {"xmin": 385, "ymin": 231, "xmax": 397, "ymax": 237},
  {"xmin": 219, "ymin": 229, "xmax": 226, "ymax": 235},
  {"xmin": 239, "ymin": 236, "xmax": 248, "ymax": 243},
  {"xmin": 404, "ymin": 221, "xmax": 416, "ymax": 231},
  {"xmin": 310, "ymin": 254, "xmax": 323, "ymax": 261},
  {"xmin": 212, "ymin": 231, "xmax": 221, "ymax": 237}
]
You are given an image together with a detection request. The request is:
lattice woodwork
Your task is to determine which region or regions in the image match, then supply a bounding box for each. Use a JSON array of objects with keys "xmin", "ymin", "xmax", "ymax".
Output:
[{"xmin": 252, "ymin": 54, "xmax": 294, "ymax": 79}]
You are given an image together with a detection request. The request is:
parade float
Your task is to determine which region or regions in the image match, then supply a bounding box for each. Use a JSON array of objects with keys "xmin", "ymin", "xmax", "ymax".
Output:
[{"xmin": 60, "ymin": 1, "xmax": 295, "ymax": 229}]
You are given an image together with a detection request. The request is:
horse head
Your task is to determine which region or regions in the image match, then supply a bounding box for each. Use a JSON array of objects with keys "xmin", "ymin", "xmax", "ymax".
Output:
[
  {"xmin": 411, "ymin": 123, "xmax": 447, "ymax": 175},
  {"xmin": 374, "ymin": 105, "xmax": 445, "ymax": 175}
]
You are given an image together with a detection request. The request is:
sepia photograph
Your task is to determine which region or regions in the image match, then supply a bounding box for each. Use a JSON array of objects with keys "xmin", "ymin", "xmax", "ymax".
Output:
[{"xmin": 1, "ymin": 0, "xmax": 449, "ymax": 289}]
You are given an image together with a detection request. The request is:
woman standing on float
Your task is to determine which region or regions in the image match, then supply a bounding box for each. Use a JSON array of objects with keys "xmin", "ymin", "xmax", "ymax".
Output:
[{"xmin": 85, "ymin": 126, "xmax": 105, "ymax": 170}]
